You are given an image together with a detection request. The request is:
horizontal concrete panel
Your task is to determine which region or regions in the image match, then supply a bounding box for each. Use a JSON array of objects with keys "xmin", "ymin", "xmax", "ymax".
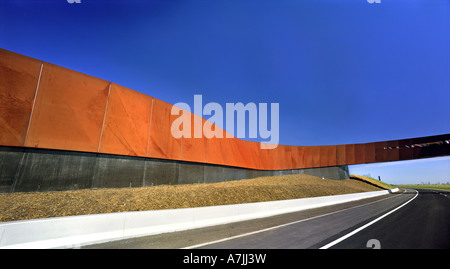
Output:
[
  {"xmin": 25, "ymin": 62, "xmax": 110, "ymax": 152},
  {"xmin": 93, "ymin": 154, "xmax": 146, "ymax": 189},
  {"xmin": 178, "ymin": 162, "xmax": 205, "ymax": 185},
  {"xmin": 11, "ymin": 149, "xmax": 98, "ymax": 192},
  {"xmin": 143, "ymin": 158, "xmax": 179, "ymax": 186},
  {"xmin": 0, "ymin": 147, "xmax": 25, "ymax": 193},
  {"xmin": 0, "ymin": 49, "xmax": 42, "ymax": 147},
  {"xmin": 0, "ymin": 145, "xmax": 352, "ymax": 194}
]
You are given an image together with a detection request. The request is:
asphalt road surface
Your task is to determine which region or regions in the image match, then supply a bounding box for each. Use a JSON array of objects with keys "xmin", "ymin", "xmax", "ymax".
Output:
[
  {"xmin": 328, "ymin": 188, "xmax": 450, "ymax": 249},
  {"xmin": 85, "ymin": 188, "xmax": 450, "ymax": 249}
]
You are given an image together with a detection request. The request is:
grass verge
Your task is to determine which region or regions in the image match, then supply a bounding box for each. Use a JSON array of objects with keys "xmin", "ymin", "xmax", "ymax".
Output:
[{"xmin": 349, "ymin": 175, "xmax": 395, "ymax": 189}]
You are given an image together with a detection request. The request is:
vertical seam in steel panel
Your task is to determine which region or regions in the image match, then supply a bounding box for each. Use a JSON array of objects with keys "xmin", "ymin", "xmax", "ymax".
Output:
[
  {"xmin": 24, "ymin": 61, "xmax": 44, "ymax": 146},
  {"xmin": 146, "ymin": 98, "xmax": 154, "ymax": 156},
  {"xmin": 143, "ymin": 98, "xmax": 154, "ymax": 186},
  {"xmin": 98, "ymin": 82, "xmax": 112, "ymax": 152}
]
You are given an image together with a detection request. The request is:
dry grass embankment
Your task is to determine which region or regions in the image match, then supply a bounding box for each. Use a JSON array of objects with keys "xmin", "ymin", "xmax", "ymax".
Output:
[
  {"xmin": 349, "ymin": 175, "xmax": 394, "ymax": 189},
  {"xmin": 0, "ymin": 174, "xmax": 387, "ymax": 223}
]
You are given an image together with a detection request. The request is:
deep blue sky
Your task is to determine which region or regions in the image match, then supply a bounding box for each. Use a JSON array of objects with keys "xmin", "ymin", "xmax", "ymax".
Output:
[{"xmin": 1, "ymin": 0, "xmax": 449, "ymax": 184}]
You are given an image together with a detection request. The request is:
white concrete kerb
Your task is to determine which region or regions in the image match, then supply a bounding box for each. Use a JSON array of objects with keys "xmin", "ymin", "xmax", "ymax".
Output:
[{"xmin": 0, "ymin": 188, "xmax": 399, "ymax": 249}]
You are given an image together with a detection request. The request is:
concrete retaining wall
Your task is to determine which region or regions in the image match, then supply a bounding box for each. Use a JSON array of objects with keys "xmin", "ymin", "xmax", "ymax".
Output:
[
  {"xmin": 0, "ymin": 188, "xmax": 399, "ymax": 249},
  {"xmin": 0, "ymin": 146, "xmax": 349, "ymax": 193}
]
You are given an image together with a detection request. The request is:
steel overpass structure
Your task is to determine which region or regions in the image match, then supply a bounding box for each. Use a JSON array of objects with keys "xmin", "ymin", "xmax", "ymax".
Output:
[{"xmin": 1, "ymin": 48, "xmax": 449, "ymax": 193}]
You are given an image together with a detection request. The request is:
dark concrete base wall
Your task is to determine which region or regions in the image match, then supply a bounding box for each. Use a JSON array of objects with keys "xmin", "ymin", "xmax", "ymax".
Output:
[{"xmin": 0, "ymin": 146, "xmax": 349, "ymax": 193}]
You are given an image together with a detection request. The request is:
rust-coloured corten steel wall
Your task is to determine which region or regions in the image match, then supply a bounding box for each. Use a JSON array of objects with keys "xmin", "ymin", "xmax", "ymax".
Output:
[{"xmin": 1, "ymin": 48, "xmax": 450, "ymax": 171}]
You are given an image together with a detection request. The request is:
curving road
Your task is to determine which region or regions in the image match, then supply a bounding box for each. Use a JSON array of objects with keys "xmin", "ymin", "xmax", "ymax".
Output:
[
  {"xmin": 327, "ymin": 188, "xmax": 450, "ymax": 249},
  {"xmin": 85, "ymin": 188, "xmax": 450, "ymax": 249}
]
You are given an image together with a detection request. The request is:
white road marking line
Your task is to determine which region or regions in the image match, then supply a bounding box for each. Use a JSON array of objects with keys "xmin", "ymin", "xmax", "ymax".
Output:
[
  {"xmin": 319, "ymin": 189, "xmax": 419, "ymax": 249},
  {"xmin": 182, "ymin": 191, "xmax": 405, "ymax": 249}
]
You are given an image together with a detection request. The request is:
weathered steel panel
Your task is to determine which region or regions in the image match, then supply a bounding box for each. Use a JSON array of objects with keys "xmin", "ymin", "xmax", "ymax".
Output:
[
  {"xmin": 0, "ymin": 49, "xmax": 42, "ymax": 147},
  {"xmin": 99, "ymin": 83, "xmax": 152, "ymax": 157},
  {"xmin": 25, "ymin": 62, "xmax": 110, "ymax": 152},
  {"xmin": 364, "ymin": 143, "xmax": 376, "ymax": 163},
  {"xmin": 182, "ymin": 112, "xmax": 206, "ymax": 163},
  {"xmin": 1, "ymin": 49, "xmax": 449, "ymax": 174},
  {"xmin": 336, "ymin": 145, "xmax": 346, "ymax": 166},
  {"xmin": 386, "ymin": 140, "xmax": 399, "ymax": 162},
  {"xmin": 320, "ymin": 146, "xmax": 329, "ymax": 167},
  {"xmin": 345, "ymin": 144, "xmax": 355, "ymax": 165},
  {"xmin": 354, "ymin": 143, "xmax": 365, "ymax": 164},
  {"xmin": 398, "ymin": 138, "xmax": 413, "ymax": 161},
  {"xmin": 375, "ymin": 141, "xmax": 387, "ymax": 163},
  {"xmin": 147, "ymin": 98, "xmax": 182, "ymax": 160},
  {"xmin": 328, "ymin": 145, "xmax": 337, "ymax": 167},
  {"xmin": 311, "ymin": 146, "xmax": 321, "ymax": 168}
]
